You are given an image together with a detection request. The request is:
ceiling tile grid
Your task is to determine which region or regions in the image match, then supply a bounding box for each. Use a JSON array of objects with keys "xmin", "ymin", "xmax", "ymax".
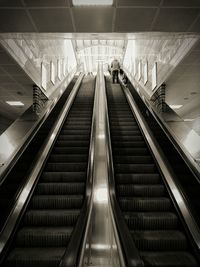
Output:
[{"xmin": 0, "ymin": 0, "xmax": 199, "ymax": 32}]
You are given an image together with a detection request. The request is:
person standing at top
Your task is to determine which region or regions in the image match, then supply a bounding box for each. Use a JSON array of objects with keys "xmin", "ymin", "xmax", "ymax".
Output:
[{"xmin": 111, "ymin": 59, "xmax": 120, "ymax": 84}]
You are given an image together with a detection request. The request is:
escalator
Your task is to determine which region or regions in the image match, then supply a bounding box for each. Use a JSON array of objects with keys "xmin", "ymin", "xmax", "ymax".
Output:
[
  {"xmin": 0, "ymin": 76, "xmax": 78, "ymax": 231},
  {"xmin": 106, "ymin": 80, "xmax": 198, "ymax": 266},
  {"xmin": 1, "ymin": 76, "xmax": 95, "ymax": 267},
  {"xmin": 127, "ymin": 80, "xmax": 200, "ymax": 227}
]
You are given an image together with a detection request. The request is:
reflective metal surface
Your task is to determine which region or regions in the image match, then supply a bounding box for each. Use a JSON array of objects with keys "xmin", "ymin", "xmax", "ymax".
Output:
[
  {"xmin": 0, "ymin": 74, "xmax": 84, "ymax": 257},
  {"xmin": 80, "ymin": 65, "xmax": 122, "ymax": 267},
  {"xmin": 122, "ymin": 84, "xmax": 200, "ymax": 251}
]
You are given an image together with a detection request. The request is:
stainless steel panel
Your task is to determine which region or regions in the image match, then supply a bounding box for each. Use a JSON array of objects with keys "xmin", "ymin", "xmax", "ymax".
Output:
[{"xmin": 79, "ymin": 65, "xmax": 123, "ymax": 267}]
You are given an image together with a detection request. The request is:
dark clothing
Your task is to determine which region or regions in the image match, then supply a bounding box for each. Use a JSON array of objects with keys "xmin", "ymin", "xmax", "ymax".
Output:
[
  {"xmin": 112, "ymin": 70, "xmax": 119, "ymax": 84},
  {"xmin": 111, "ymin": 59, "xmax": 120, "ymax": 84}
]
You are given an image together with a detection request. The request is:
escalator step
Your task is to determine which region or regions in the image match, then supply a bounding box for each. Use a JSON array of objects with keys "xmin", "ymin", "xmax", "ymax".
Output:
[
  {"xmin": 52, "ymin": 147, "xmax": 88, "ymax": 154},
  {"xmin": 45, "ymin": 162, "xmax": 87, "ymax": 172},
  {"xmin": 119, "ymin": 197, "xmax": 171, "ymax": 211},
  {"xmin": 112, "ymin": 136, "xmax": 144, "ymax": 141},
  {"xmin": 115, "ymin": 164, "xmax": 157, "ymax": 173},
  {"xmin": 116, "ymin": 173, "xmax": 161, "ymax": 184},
  {"xmin": 131, "ymin": 230, "xmax": 187, "ymax": 250},
  {"xmin": 35, "ymin": 183, "xmax": 85, "ymax": 195},
  {"xmin": 111, "ymin": 121, "xmax": 138, "ymax": 126},
  {"xmin": 117, "ymin": 184, "xmax": 165, "ymax": 197},
  {"xmin": 57, "ymin": 135, "xmax": 89, "ymax": 141},
  {"xmin": 41, "ymin": 172, "xmax": 86, "ymax": 183},
  {"xmin": 62, "ymin": 126, "xmax": 91, "ymax": 130},
  {"xmin": 112, "ymin": 141, "xmax": 146, "ymax": 148},
  {"xmin": 15, "ymin": 227, "xmax": 73, "ymax": 247},
  {"xmin": 60, "ymin": 129, "xmax": 90, "ymax": 135},
  {"xmin": 140, "ymin": 251, "xmax": 198, "ymax": 267},
  {"xmin": 23, "ymin": 210, "xmax": 80, "ymax": 226},
  {"xmin": 5, "ymin": 248, "xmax": 65, "ymax": 267},
  {"xmin": 113, "ymin": 147, "xmax": 150, "ymax": 156},
  {"xmin": 65, "ymin": 122, "xmax": 91, "ymax": 126},
  {"xmin": 114, "ymin": 156, "xmax": 152, "ymax": 164},
  {"xmin": 111, "ymin": 130, "xmax": 141, "ymax": 136},
  {"xmin": 124, "ymin": 212, "xmax": 178, "ymax": 230},
  {"xmin": 30, "ymin": 195, "xmax": 83, "ymax": 209},
  {"xmin": 49, "ymin": 154, "xmax": 88, "ymax": 163},
  {"xmin": 55, "ymin": 140, "xmax": 89, "ymax": 147},
  {"xmin": 111, "ymin": 126, "xmax": 139, "ymax": 131}
]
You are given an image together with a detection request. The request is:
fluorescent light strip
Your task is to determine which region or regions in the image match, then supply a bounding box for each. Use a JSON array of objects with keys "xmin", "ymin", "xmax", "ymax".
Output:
[
  {"xmin": 184, "ymin": 119, "xmax": 194, "ymax": 122},
  {"xmin": 6, "ymin": 101, "xmax": 24, "ymax": 106},
  {"xmin": 73, "ymin": 0, "xmax": 113, "ymax": 5},
  {"xmin": 169, "ymin": 105, "xmax": 182, "ymax": 109}
]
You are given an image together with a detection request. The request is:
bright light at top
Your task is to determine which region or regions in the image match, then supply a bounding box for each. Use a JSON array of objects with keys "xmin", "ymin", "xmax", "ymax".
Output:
[
  {"xmin": 73, "ymin": 0, "xmax": 113, "ymax": 6},
  {"xmin": 169, "ymin": 105, "xmax": 183, "ymax": 109},
  {"xmin": 6, "ymin": 101, "xmax": 24, "ymax": 106}
]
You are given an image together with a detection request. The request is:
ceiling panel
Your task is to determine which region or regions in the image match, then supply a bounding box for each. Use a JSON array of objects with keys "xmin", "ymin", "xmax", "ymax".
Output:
[
  {"xmin": 0, "ymin": 75, "xmax": 15, "ymax": 83},
  {"xmin": 115, "ymin": 8, "xmax": 156, "ymax": 32},
  {"xmin": 117, "ymin": 0, "xmax": 161, "ymax": 7},
  {"xmin": 12, "ymin": 75, "xmax": 33, "ymax": 85},
  {"xmin": 162, "ymin": 0, "xmax": 200, "ymax": 7},
  {"xmin": 181, "ymin": 50, "xmax": 200, "ymax": 64},
  {"xmin": 24, "ymin": 0, "xmax": 70, "ymax": 7},
  {"xmin": 29, "ymin": 8, "xmax": 73, "ymax": 32},
  {"xmin": 0, "ymin": 0, "xmax": 23, "ymax": 7},
  {"xmin": 2, "ymin": 65, "xmax": 26, "ymax": 75},
  {"xmin": 0, "ymin": 51, "xmax": 16, "ymax": 65},
  {"xmin": 153, "ymin": 8, "xmax": 200, "ymax": 32},
  {"xmin": 73, "ymin": 7, "xmax": 113, "ymax": 32},
  {"xmin": 190, "ymin": 16, "xmax": 200, "ymax": 32},
  {"xmin": 0, "ymin": 9, "xmax": 35, "ymax": 32},
  {"xmin": 0, "ymin": 67, "xmax": 7, "ymax": 75}
]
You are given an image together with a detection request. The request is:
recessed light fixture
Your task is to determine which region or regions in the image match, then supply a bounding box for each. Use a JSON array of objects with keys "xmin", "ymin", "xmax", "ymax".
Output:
[
  {"xmin": 6, "ymin": 101, "xmax": 24, "ymax": 106},
  {"xmin": 184, "ymin": 119, "xmax": 194, "ymax": 122},
  {"xmin": 169, "ymin": 105, "xmax": 183, "ymax": 109},
  {"xmin": 72, "ymin": 0, "xmax": 113, "ymax": 5}
]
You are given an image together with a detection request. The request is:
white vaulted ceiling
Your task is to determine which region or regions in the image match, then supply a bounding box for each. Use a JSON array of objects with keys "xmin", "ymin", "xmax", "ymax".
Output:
[
  {"xmin": 74, "ymin": 39, "xmax": 126, "ymax": 71},
  {"xmin": 0, "ymin": 0, "xmax": 199, "ymax": 33}
]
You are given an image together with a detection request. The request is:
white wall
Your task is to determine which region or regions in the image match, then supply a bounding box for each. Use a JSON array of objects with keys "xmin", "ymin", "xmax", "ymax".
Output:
[
  {"xmin": 0, "ymin": 36, "xmax": 77, "ymax": 98},
  {"xmin": 123, "ymin": 34, "xmax": 199, "ymax": 99}
]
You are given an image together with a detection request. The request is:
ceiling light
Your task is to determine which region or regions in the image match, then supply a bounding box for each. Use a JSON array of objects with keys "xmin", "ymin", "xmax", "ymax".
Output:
[
  {"xmin": 184, "ymin": 119, "xmax": 194, "ymax": 122},
  {"xmin": 169, "ymin": 105, "xmax": 182, "ymax": 109},
  {"xmin": 6, "ymin": 101, "xmax": 24, "ymax": 106},
  {"xmin": 72, "ymin": 0, "xmax": 113, "ymax": 6}
]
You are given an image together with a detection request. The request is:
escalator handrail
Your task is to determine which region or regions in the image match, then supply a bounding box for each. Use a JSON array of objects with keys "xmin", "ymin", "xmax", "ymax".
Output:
[
  {"xmin": 123, "ymin": 68, "xmax": 200, "ymax": 182},
  {"xmin": 0, "ymin": 68, "xmax": 78, "ymax": 185},
  {"xmin": 59, "ymin": 77, "xmax": 96, "ymax": 267},
  {"xmin": 121, "ymin": 83, "xmax": 200, "ymax": 252},
  {"xmin": 0, "ymin": 74, "xmax": 84, "ymax": 262},
  {"xmin": 104, "ymin": 76, "xmax": 145, "ymax": 267}
]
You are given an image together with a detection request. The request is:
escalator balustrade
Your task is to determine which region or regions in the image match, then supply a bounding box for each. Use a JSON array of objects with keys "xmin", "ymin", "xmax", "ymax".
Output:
[
  {"xmin": 2, "ymin": 77, "xmax": 95, "ymax": 267},
  {"xmin": 0, "ymin": 77, "xmax": 78, "ymax": 231},
  {"xmin": 106, "ymin": 80, "xmax": 198, "ymax": 267}
]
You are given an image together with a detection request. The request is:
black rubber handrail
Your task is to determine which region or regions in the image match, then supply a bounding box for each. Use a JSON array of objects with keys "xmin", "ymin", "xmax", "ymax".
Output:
[{"xmin": 104, "ymin": 77, "xmax": 144, "ymax": 267}]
